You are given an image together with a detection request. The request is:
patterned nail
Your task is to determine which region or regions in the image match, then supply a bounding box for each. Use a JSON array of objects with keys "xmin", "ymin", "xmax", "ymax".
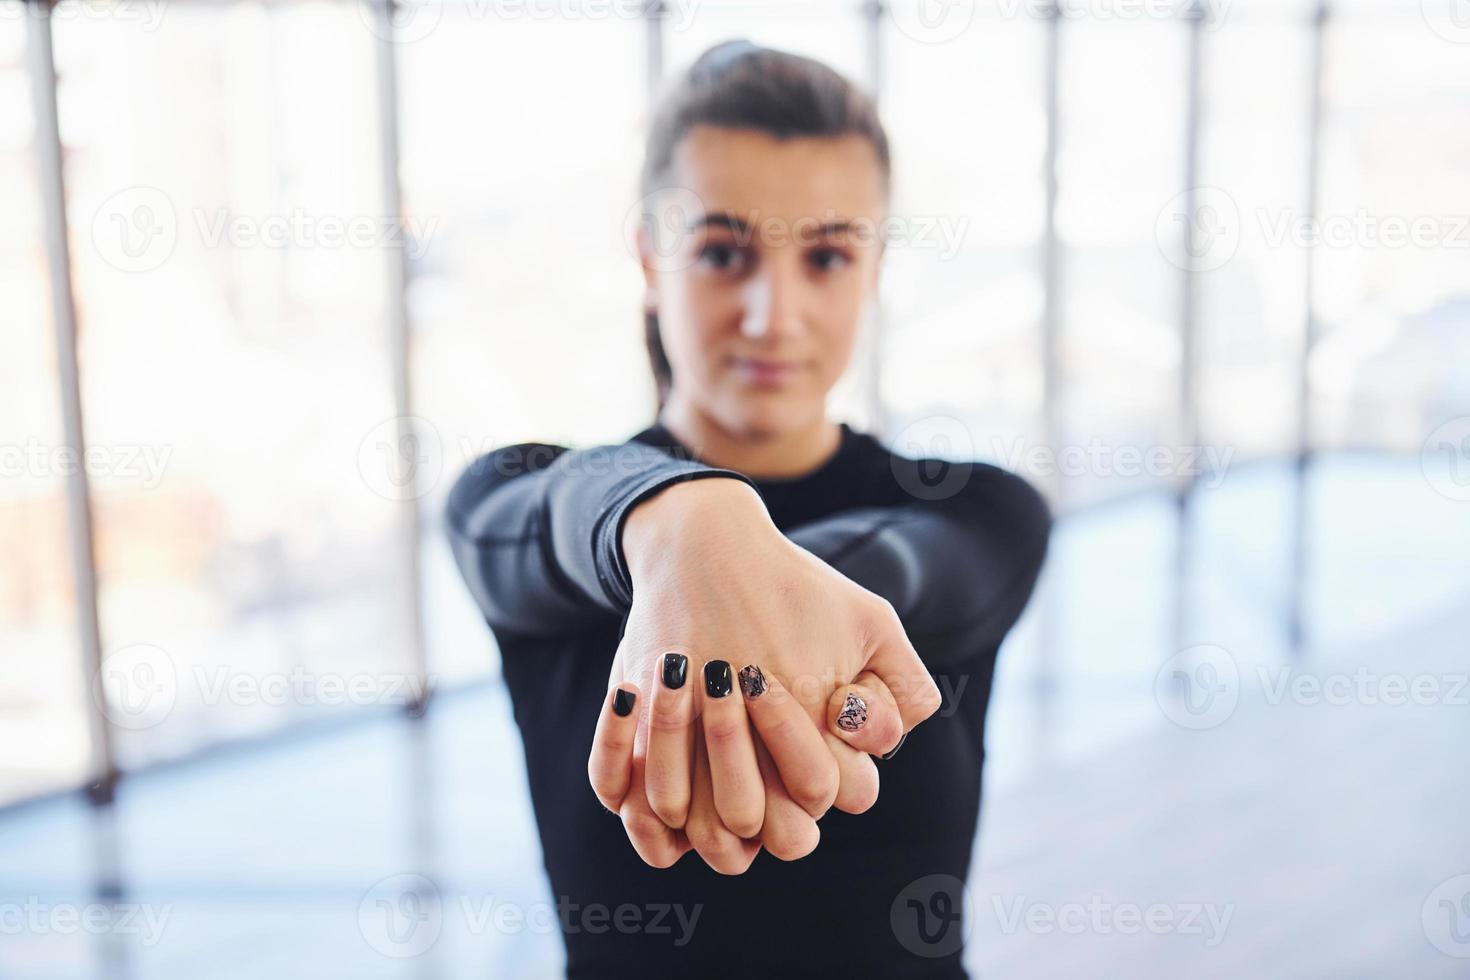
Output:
[
  {"xmin": 612, "ymin": 688, "xmax": 636, "ymax": 717},
  {"xmin": 738, "ymin": 664, "xmax": 767, "ymax": 699},
  {"xmin": 836, "ymin": 692, "xmax": 868, "ymax": 732},
  {"xmin": 662, "ymin": 652, "xmax": 688, "ymax": 690},
  {"xmin": 704, "ymin": 660, "xmax": 733, "ymax": 698}
]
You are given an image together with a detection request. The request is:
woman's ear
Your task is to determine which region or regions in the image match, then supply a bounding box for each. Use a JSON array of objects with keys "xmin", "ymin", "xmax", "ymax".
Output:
[{"xmin": 637, "ymin": 222, "xmax": 662, "ymax": 300}]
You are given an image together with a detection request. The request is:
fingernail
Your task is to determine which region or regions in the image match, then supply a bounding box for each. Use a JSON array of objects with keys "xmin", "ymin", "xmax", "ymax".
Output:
[
  {"xmin": 662, "ymin": 652, "xmax": 688, "ymax": 690},
  {"xmin": 704, "ymin": 660, "xmax": 732, "ymax": 698},
  {"xmin": 613, "ymin": 688, "xmax": 636, "ymax": 717},
  {"xmin": 836, "ymin": 692, "xmax": 868, "ymax": 732},
  {"xmin": 880, "ymin": 731, "xmax": 908, "ymax": 760},
  {"xmin": 738, "ymin": 664, "xmax": 767, "ymax": 699}
]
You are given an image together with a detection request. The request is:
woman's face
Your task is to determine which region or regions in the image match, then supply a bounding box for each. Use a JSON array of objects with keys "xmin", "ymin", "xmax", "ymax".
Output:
[{"xmin": 641, "ymin": 125, "xmax": 887, "ymax": 438}]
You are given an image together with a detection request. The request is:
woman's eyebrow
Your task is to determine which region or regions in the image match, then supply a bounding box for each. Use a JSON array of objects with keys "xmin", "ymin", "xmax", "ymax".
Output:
[
  {"xmin": 693, "ymin": 211, "xmax": 857, "ymax": 241},
  {"xmin": 693, "ymin": 211, "xmax": 754, "ymax": 238}
]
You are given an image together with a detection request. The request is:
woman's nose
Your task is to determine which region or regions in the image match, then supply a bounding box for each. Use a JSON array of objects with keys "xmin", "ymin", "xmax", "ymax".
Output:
[{"xmin": 739, "ymin": 267, "xmax": 804, "ymax": 341}]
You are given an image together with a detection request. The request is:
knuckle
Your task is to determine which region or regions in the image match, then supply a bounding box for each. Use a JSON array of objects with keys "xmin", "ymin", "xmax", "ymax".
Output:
[
  {"xmin": 764, "ymin": 820, "xmax": 819, "ymax": 861},
  {"xmin": 649, "ymin": 799, "xmax": 688, "ymax": 829},
  {"xmin": 623, "ymin": 807, "xmax": 670, "ymax": 845},
  {"xmin": 834, "ymin": 777, "xmax": 879, "ymax": 814},
  {"xmin": 760, "ymin": 712, "xmax": 796, "ymax": 742},
  {"xmin": 685, "ymin": 815, "xmax": 723, "ymax": 852},
  {"xmin": 722, "ymin": 804, "xmax": 764, "ymax": 839},
  {"xmin": 650, "ymin": 697, "xmax": 691, "ymax": 732},
  {"xmin": 702, "ymin": 714, "xmax": 746, "ymax": 748},
  {"xmin": 789, "ymin": 770, "xmax": 837, "ymax": 815}
]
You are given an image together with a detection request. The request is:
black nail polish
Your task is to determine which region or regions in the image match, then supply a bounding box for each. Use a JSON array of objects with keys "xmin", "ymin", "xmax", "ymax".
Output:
[
  {"xmin": 704, "ymin": 660, "xmax": 732, "ymax": 698},
  {"xmin": 738, "ymin": 664, "xmax": 767, "ymax": 699},
  {"xmin": 880, "ymin": 731, "xmax": 908, "ymax": 760},
  {"xmin": 662, "ymin": 652, "xmax": 688, "ymax": 690},
  {"xmin": 613, "ymin": 688, "xmax": 636, "ymax": 717}
]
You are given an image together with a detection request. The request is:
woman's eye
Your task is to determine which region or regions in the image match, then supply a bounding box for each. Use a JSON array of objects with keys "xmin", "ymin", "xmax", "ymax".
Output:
[
  {"xmin": 697, "ymin": 244, "xmax": 746, "ymax": 272},
  {"xmin": 809, "ymin": 249, "xmax": 851, "ymax": 272}
]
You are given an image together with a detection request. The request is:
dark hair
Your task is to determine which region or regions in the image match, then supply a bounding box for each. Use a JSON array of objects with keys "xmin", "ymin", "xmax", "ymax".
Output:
[{"xmin": 638, "ymin": 40, "xmax": 892, "ymax": 410}]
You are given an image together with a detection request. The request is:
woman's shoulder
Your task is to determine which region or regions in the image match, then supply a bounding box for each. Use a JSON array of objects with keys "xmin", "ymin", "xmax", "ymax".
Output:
[{"xmin": 863, "ymin": 425, "xmax": 1052, "ymax": 540}]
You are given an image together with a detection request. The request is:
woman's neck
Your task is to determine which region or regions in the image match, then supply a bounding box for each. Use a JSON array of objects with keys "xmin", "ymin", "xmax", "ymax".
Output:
[{"xmin": 659, "ymin": 398, "xmax": 842, "ymax": 480}]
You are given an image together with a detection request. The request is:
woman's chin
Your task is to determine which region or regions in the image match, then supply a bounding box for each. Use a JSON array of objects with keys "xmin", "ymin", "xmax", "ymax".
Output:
[{"xmin": 723, "ymin": 392, "xmax": 822, "ymax": 439}]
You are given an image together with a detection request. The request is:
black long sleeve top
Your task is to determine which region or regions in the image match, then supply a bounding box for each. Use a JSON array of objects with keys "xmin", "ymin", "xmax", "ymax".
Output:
[{"xmin": 446, "ymin": 420, "xmax": 1050, "ymax": 979}]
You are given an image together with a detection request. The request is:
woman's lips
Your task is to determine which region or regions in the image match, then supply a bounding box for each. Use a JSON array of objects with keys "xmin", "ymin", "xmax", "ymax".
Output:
[{"xmin": 729, "ymin": 356, "xmax": 805, "ymax": 387}]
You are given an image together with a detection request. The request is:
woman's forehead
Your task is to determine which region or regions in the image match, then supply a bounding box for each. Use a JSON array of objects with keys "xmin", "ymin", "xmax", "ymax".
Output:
[{"xmin": 669, "ymin": 125, "xmax": 887, "ymax": 224}]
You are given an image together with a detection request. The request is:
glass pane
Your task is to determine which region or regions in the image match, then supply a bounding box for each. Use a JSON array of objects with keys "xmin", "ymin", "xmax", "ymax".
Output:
[
  {"xmin": 1196, "ymin": 13, "xmax": 1313, "ymax": 461},
  {"xmin": 1310, "ymin": 13, "xmax": 1470, "ymax": 450},
  {"xmin": 1057, "ymin": 19, "xmax": 1188, "ymax": 506},
  {"xmin": 0, "ymin": 3, "xmax": 93, "ymax": 805},
  {"xmin": 52, "ymin": 3, "xmax": 413, "ymax": 770},
  {"xmin": 880, "ymin": 17, "xmax": 1048, "ymax": 466},
  {"xmin": 398, "ymin": 14, "xmax": 650, "ymax": 684}
]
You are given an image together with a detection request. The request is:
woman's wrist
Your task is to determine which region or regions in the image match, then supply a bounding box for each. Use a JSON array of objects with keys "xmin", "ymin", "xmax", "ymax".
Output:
[{"xmin": 623, "ymin": 477, "xmax": 771, "ymax": 587}]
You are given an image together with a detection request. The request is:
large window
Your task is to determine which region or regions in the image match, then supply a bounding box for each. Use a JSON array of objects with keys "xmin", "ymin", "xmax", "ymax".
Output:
[
  {"xmin": 5, "ymin": 0, "xmax": 1469, "ymax": 808},
  {"xmin": 51, "ymin": 5, "xmax": 413, "ymax": 770}
]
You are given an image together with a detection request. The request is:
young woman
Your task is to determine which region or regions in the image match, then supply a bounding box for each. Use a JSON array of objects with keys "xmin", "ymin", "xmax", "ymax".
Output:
[{"xmin": 448, "ymin": 40, "xmax": 1050, "ymax": 979}]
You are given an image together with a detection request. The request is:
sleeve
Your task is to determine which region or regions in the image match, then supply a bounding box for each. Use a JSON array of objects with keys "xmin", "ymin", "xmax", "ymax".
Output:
[
  {"xmin": 785, "ymin": 461, "xmax": 1051, "ymax": 669},
  {"xmin": 444, "ymin": 441, "xmax": 757, "ymax": 636}
]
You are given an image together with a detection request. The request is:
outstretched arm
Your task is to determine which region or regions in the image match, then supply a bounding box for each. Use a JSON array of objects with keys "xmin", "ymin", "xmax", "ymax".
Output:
[
  {"xmin": 787, "ymin": 463, "xmax": 1051, "ymax": 667},
  {"xmin": 445, "ymin": 442, "xmax": 756, "ymax": 634}
]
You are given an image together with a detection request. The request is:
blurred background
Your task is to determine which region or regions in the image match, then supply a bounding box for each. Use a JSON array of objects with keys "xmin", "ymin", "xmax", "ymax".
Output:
[{"xmin": 2, "ymin": 0, "xmax": 1468, "ymax": 976}]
